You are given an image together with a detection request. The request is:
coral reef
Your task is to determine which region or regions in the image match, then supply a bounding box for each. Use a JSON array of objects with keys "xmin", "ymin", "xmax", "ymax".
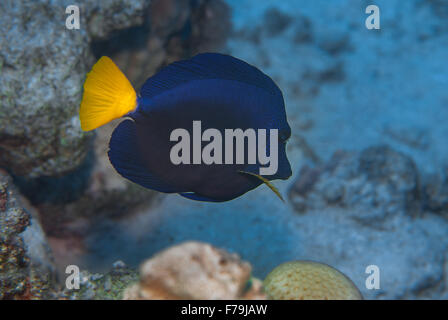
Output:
[
  {"xmin": 0, "ymin": 171, "xmax": 56, "ymax": 299},
  {"xmin": 123, "ymin": 241, "xmax": 266, "ymax": 300},
  {"xmin": 1, "ymin": 0, "xmax": 447, "ymax": 301},
  {"xmin": 264, "ymin": 261, "xmax": 362, "ymax": 300}
]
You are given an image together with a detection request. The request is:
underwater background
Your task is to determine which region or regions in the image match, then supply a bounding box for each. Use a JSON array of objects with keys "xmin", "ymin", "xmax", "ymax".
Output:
[{"xmin": 1, "ymin": 0, "xmax": 448, "ymax": 299}]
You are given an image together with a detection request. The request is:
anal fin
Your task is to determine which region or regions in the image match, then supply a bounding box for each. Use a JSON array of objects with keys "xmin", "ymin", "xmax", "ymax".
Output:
[{"xmin": 179, "ymin": 192, "xmax": 224, "ymax": 202}]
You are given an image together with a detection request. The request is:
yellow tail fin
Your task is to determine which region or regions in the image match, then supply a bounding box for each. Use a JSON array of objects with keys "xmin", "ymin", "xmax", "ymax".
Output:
[{"xmin": 79, "ymin": 56, "xmax": 137, "ymax": 131}]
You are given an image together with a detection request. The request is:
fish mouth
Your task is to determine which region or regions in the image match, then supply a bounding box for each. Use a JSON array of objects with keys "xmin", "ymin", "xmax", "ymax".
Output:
[
  {"xmin": 278, "ymin": 173, "xmax": 292, "ymax": 180},
  {"xmin": 281, "ymin": 172, "xmax": 292, "ymax": 180},
  {"xmin": 263, "ymin": 172, "xmax": 291, "ymax": 182}
]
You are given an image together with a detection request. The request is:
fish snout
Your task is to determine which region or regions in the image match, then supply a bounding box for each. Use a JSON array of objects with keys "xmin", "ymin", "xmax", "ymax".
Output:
[
  {"xmin": 271, "ymin": 163, "xmax": 292, "ymax": 181},
  {"xmin": 279, "ymin": 167, "xmax": 293, "ymax": 180}
]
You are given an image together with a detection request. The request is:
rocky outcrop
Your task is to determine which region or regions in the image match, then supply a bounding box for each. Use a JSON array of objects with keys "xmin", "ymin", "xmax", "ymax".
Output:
[
  {"xmin": 123, "ymin": 242, "xmax": 266, "ymax": 300},
  {"xmin": 0, "ymin": 171, "xmax": 56, "ymax": 299},
  {"xmin": 58, "ymin": 242, "xmax": 265, "ymax": 300},
  {"xmin": 0, "ymin": 0, "xmax": 149, "ymax": 178},
  {"xmin": 289, "ymin": 145, "xmax": 421, "ymax": 223}
]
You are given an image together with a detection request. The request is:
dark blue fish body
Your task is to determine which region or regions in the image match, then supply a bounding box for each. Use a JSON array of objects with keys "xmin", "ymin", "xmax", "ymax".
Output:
[{"xmin": 108, "ymin": 53, "xmax": 292, "ymax": 202}]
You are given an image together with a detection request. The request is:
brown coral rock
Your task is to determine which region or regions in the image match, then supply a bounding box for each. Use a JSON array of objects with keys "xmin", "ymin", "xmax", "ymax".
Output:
[{"xmin": 123, "ymin": 241, "xmax": 266, "ymax": 300}]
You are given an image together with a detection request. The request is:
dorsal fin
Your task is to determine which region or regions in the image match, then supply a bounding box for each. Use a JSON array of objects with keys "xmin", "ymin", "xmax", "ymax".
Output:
[{"xmin": 140, "ymin": 53, "xmax": 282, "ymax": 99}]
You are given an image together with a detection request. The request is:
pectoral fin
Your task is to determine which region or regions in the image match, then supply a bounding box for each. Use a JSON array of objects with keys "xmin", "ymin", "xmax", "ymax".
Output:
[{"xmin": 239, "ymin": 171, "xmax": 284, "ymax": 202}]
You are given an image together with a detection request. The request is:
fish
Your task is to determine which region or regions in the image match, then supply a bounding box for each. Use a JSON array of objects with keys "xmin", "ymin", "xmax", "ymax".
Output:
[{"xmin": 79, "ymin": 53, "xmax": 292, "ymax": 202}]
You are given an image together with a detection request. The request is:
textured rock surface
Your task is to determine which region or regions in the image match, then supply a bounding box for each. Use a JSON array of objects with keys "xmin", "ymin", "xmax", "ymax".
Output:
[
  {"xmin": 422, "ymin": 168, "xmax": 448, "ymax": 218},
  {"xmin": 123, "ymin": 242, "xmax": 266, "ymax": 300},
  {"xmin": 102, "ymin": 0, "xmax": 231, "ymax": 88},
  {"xmin": 60, "ymin": 261, "xmax": 139, "ymax": 300},
  {"xmin": 289, "ymin": 146, "xmax": 421, "ymax": 223},
  {"xmin": 82, "ymin": 0, "xmax": 148, "ymax": 40},
  {"xmin": 0, "ymin": 171, "xmax": 56, "ymax": 299},
  {"xmin": 0, "ymin": 0, "xmax": 147, "ymax": 178}
]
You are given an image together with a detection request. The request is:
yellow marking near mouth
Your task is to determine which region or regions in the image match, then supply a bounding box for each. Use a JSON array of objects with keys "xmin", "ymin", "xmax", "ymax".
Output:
[{"xmin": 239, "ymin": 170, "xmax": 284, "ymax": 202}]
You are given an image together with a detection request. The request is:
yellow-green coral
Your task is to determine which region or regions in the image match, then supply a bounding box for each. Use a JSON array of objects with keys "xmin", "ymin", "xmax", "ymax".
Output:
[{"xmin": 263, "ymin": 261, "xmax": 362, "ymax": 300}]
